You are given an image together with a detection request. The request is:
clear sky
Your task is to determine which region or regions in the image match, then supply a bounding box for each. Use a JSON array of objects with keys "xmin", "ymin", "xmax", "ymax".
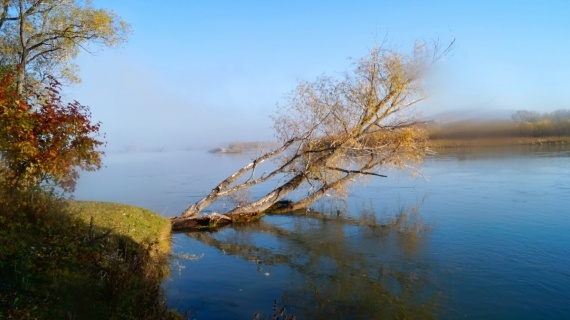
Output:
[{"xmin": 72, "ymin": 1, "xmax": 570, "ymax": 152}]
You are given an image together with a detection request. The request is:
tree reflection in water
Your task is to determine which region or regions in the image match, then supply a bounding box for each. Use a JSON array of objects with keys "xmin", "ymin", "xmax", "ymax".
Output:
[{"xmin": 184, "ymin": 205, "xmax": 443, "ymax": 319}]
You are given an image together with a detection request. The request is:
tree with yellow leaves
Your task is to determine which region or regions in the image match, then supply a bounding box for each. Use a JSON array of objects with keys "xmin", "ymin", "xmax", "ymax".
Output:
[
  {"xmin": 0, "ymin": 0, "xmax": 130, "ymax": 93},
  {"xmin": 172, "ymin": 40, "xmax": 453, "ymax": 230}
]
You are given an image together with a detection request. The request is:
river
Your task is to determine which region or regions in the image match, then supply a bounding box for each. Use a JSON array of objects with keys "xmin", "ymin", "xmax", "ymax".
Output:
[{"xmin": 74, "ymin": 145, "xmax": 570, "ymax": 319}]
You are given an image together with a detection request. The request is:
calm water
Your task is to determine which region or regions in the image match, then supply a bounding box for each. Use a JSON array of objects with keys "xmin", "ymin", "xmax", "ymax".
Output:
[{"xmin": 75, "ymin": 146, "xmax": 570, "ymax": 319}]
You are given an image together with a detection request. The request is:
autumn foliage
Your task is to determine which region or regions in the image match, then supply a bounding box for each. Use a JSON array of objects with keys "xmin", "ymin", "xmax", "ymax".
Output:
[{"xmin": 0, "ymin": 69, "xmax": 104, "ymax": 193}]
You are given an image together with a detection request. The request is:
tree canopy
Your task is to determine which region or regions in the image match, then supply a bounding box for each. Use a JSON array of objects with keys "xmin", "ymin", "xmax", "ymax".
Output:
[{"xmin": 0, "ymin": 0, "xmax": 130, "ymax": 92}]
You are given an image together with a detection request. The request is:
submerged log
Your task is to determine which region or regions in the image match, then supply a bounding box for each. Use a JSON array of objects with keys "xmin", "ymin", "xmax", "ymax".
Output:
[
  {"xmin": 170, "ymin": 213, "xmax": 231, "ymax": 232},
  {"xmin": 170, "ymin": 211, "xmax": 263, "ymax": 232}
]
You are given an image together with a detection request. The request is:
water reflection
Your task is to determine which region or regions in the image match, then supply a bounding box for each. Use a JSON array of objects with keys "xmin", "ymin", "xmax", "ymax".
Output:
[
  {"xmin": 74, "ymin": 147, "xmax": 570, "ymax": 318},
  {"xmin": 182, "ymin": 206, "xmax": 441, "ymax": 319}
]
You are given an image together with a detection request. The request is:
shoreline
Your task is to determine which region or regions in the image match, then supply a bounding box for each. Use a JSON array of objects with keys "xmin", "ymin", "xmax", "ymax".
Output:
[{"xmin": 428, "ymin": 136, "xmax": 570, "ymax": 149}]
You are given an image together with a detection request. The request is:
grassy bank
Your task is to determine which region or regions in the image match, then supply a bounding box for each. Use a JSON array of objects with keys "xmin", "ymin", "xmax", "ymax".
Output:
[{"xmin": 0, "ymin": 196, "xmax": 179, "ymax": 319}]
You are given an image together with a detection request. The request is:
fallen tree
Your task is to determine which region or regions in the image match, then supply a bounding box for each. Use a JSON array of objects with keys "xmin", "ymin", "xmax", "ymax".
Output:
[{"xmin": 171, "ymin": 40, "xmax": 453, "ymax": 231}]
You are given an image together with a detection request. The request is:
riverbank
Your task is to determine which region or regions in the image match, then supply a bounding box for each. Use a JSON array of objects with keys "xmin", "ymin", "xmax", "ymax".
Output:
[
  {"xmin": 0, "ymin": 198, "xmax": 180, "ymax": 319},
  {"xmin": 428, "ymin": 136, "xmax": 570, "ymax": 149}
]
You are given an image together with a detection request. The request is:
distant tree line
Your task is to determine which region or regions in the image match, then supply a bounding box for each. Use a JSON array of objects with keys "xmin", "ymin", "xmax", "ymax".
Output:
[
  {"xmin": 429, "ymin": 109, "xmax": 570, "ymax": 140},
  {"xmin": 511, "ymin": 109, "xmax": 570, "ymax": 137}
]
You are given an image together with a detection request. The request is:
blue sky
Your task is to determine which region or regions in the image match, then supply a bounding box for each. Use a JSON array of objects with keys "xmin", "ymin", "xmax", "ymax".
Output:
[{"xmin": 73, "ymin": 1, "xmax": 570, "ymax": 151}]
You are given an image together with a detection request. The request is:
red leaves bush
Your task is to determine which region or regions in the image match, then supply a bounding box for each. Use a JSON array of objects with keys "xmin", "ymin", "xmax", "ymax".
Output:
[{"xmin": 0, "ymin": 69, "xmax": 104, "ymax": 193}]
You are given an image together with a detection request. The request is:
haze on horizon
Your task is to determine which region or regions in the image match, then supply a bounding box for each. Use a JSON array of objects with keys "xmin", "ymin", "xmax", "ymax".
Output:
[{"xmin": 71, "ymin": 1, "xmax": 570, "ymax": 152}]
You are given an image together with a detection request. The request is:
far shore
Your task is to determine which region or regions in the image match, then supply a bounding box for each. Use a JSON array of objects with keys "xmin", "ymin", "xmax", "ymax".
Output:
[
  {"xmin": 428, "ymin": 136, "xmax": 570, "ymax": 149},
  {"xmin": 213, "ymin": 136, "xmax": 570, "ymax": 154}
]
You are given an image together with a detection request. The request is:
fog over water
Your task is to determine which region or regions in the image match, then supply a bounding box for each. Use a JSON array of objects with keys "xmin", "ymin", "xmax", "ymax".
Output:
[{"xmin": 75, "ymin": 145, "xmax": 570, "ymax": 318}]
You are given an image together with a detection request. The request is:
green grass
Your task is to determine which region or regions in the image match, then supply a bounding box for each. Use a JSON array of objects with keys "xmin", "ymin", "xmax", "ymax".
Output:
[
  {"xmin": 0, "ymin": 194, "xmax": 180, "ymax": 319},
  {"xmin": 69, "ymin": 201, "xmax": 172, "ymax": 255}
]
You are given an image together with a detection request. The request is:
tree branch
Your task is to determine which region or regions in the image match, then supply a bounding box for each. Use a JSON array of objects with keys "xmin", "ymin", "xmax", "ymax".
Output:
[{"xmin": 325, "ymin": 166, "xmax": 387, "ymax": 177}]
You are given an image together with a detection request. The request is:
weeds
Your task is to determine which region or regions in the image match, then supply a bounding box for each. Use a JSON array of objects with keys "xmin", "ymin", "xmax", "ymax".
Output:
[
  {"xmin": 253, "ymin": 300, "xmax": 296, "ymax": 320},
  {"xmin": 0, "ymin": 187, "xmax": 180, "ymax": 319}
]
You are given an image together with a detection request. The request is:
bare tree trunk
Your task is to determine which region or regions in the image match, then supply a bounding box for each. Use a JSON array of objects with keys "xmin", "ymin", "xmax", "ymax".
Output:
[
  {"xmin": 227, "ymin": 173, "xmax": 305, "ymax": 216},
  {"xmin": 226, "ymin": 144, "xmax": 349, "ymax": 216},
  {"xmin": 181, "ymin": 138, "xmax": 298, "ymax": 217},
  {"xmin": 171, "ymin": 172, "xmax": 317, "ymax": 231},
  {"xmin": 269, "ymin": 174, "xmax": 354, "ymax": 213},
  {"xmin": 266, "ymin": 160, "xmax": 384, "ymax": 213},
  {"xmin": 171, "ymin": 173, "xmax": 315, "ymax": 231}
]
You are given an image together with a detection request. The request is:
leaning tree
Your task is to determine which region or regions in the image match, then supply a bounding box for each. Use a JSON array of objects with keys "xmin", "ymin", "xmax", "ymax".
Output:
[{"xmin": 171, "ymin": 40, "xmax": 453, "ymax": 231}]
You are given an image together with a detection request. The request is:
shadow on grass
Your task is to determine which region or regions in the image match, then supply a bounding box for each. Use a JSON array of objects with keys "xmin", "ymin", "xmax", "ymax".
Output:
[{"xmin": 0, "ymin": 191, "xmax": 178, "ymax": 319}]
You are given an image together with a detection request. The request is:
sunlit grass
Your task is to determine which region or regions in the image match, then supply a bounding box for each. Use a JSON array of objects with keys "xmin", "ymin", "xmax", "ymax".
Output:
[{"xmin": 69, "ymin": 201, "xmax": 172, "ymax": 255}]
